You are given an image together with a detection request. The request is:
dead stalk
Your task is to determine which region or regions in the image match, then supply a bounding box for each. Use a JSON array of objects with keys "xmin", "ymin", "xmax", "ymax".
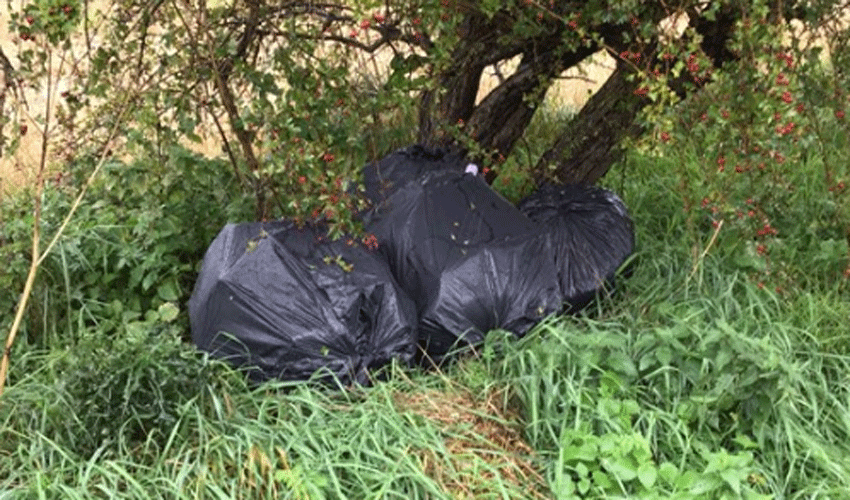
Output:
[
  {"xmin": 1, "ymin": 79, "xmax": 133, "ymax": 400},
  {"xmin": 687, "ymin": 219, "xmax": 724, "ymax": 284}
]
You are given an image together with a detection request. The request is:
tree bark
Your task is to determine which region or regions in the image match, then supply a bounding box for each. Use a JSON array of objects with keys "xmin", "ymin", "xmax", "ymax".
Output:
[
  {"xmin": 0, "ymin": 48, "xmax": 19, "ymax": 158},
  {"xmin": 537, "ymin": 10, "xmax": 746, "ymax": 186},
  {"xmin": 535, "ymin": 59, "xmax": 646, "ymax": 186},
  {"xmin": 415, "ymin": 3, "xmax": 801, "ymax": 187},
  {"xmin": 417, "ymin": 11, "xmax": 523, "ymax": 150},
  {"xmin": 416, "ymin": 9, "xmax": 598, "ymax": 161},
  {"xmin": 467, "ymin": 44, "xmax": 598, "ymax": 160}
]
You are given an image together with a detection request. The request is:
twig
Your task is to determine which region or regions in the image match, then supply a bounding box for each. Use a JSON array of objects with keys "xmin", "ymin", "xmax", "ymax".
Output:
[
  {"xmin": 1, "ymin": 74, "xmax": 134, "ymax": 399},
  {"xmin": 0, "ymin": 46, "xmax": 55, "ymax": 398},
  {"xmin": 687, "ymin": 219, "xmax": 723, "ymax": 284}
]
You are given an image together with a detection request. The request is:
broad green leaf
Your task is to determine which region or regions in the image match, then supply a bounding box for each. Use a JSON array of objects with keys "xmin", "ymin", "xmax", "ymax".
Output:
[{"xmin": 638, "ymin": 462, "xmax": 657, "ymax": 489}]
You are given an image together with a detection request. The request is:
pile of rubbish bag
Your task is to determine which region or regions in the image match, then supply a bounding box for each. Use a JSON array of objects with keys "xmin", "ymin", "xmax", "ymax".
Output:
[{"xmin": 189, "ymin": 144, "xmax": 635, "ymax": 381}]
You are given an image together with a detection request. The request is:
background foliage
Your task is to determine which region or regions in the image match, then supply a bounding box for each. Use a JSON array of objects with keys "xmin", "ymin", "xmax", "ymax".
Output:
[{"xmin": 1, "ymin": 0, "xmax": 850, "ymax": 498}]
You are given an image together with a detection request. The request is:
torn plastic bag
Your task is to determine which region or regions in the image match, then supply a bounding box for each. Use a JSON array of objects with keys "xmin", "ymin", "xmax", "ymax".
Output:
[
  {"xmin": 361, "ymin": 144, "xmax": 469, "ymax": 208},
  {"xmin": 364, "ymin": 169, "xmax": 563, "ymax": 362},
  {"xmin": 188, "ymin": 220, "xmax": 417, "ymax": 384},
  {"xmin": 517, "ymin": 184, "xmax": 634, "ymax": 311}
]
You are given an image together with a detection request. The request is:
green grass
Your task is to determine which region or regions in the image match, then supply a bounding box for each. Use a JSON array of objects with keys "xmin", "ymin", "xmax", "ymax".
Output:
[{"xmin": 2, "ymin": 148, "xmax": 850, "ymax": 498}]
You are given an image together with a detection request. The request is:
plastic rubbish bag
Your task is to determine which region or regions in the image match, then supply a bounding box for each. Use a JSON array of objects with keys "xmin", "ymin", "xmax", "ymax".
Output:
[
  {"xmin": 517, "ymin": 184, "xmax": 634, "ymax": 311},
  {"xmin": 361, "ymin": 144, "xmax": 469, "ymax": 207},
  {"xmin": 189, "ymin": 220, "xmax": 417, "ymax": 384},
  {"xmin": 364, "ymin": 169, "xmax": 563, "ymax": 362}
]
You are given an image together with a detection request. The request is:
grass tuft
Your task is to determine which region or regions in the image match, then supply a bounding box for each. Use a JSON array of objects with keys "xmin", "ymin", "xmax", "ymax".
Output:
[{"xmin": 2, "ymin": 115, "xmax": 850, "ymax": 498}]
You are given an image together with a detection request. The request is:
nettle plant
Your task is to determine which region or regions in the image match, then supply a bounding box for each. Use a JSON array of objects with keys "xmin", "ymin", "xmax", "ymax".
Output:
[{"xmin": 631, "ymin": 3, "xmax": 850, "ymax": 288}]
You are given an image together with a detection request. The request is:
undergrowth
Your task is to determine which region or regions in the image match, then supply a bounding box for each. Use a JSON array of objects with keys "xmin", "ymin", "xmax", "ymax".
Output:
[{"xmin": 1, "ymin": 118, "xmax": 849, "ymax": 498}]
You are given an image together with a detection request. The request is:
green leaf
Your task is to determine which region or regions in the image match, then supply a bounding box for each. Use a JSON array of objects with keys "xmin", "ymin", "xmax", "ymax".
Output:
[
  {"xmin": 637, "ymin": 462, "xmax": 657, "ymax": 489},
  {"xmin": 574, "ymin": 462, "xmax": 589, "ymax": 478},
  {"xmin": 557, "ymin": 478, "xmax": 576, "ymax": 496},
  {"xmin": 577, "ymin": 476, "xmax": 591, "ymax": 495},
  {"xmin": 733, "ymin": 434, "xmax": 759, "ymax": 450},
  {"xmin": 658, "ymin": 462, "xmax": 679, "ymax": 486},
  {"xmin": 606, "ymin": 351, "xmax": 638, "ymax": 378},
  {"xmin": 675, "ymin": 470, "xmax": 699, "ymax": 490},
  {"xmin": 602, "ymin": 456, "xmax": 638, "ymax": 482},
  {"xmin": 689, "ymin": 475, "xmax": 723, "ymax": 495},
  {"xmin": 562, "ymin": 440, "xmax": 597, "ymax": 463},
  {"xmin": 655, "ymin": 345, "xmax": 672, "ymax": 365},
  {"xmin": 157, "ymin": 281, "xmax": 180, "ymax": 302},
  {"xmin": 720, "ymin": 468, "xmax": 743, "ymax": 496},
  {"xmin": 158, "ymin": 302, "xmax": 179, "ymax": 323},
  {"xmin": 592, "ymin": 469, "xmax": 613, "ymax": 490}
]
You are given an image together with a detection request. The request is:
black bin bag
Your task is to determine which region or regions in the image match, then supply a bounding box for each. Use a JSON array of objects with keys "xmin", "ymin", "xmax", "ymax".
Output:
[
  {"xmin": 188, "ymin": 220, "xmax": 418, "ymax": 384},
  {"xmin": 361, "ymin": 144, "xmax": 468, "ymax": 207},
  {"xmin": 517, "ymin": 184, "xmax": 635, "ymax": 311},
  {"xmin": 364, "ymin": 170, "xmax": 563, "ymax": 362}
]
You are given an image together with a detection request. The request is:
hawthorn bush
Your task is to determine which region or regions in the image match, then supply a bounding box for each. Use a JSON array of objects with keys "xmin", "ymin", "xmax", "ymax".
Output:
[
  {"xmin": 633, "ymin": 5, "xmax": 850, "ymax": 289},
  {"xmin": 2, "ymin": 0, "xmax": 849, "ymax": 351}
]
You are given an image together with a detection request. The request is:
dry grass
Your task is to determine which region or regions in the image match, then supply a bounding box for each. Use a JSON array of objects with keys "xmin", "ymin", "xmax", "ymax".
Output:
[
  {"xmin": 1, "ymin": 1, "xmax": 38, "ymax": 196},
  {"xmin": 393, "ymin": 386, "xmax": 551, "ymax": 499}
]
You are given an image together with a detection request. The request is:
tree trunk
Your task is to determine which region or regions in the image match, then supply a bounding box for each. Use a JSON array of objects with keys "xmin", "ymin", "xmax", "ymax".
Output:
[
  {"xmin": 0, "ymin": 48, "xmax": 18, "ymax": 158},
  {"xmin": 535, "ymin": 10, "xmax": 745, "ymax": 186},
  {"xmin": 466, "ymin": 45, "xmax": 598, "ymax": 160},
  {"xmin": 535, "ymin": 60, "xmax": 646, "ymax": 185},
  {"xmin": 416, "ymin": 4, "xmax": 759, "ymax": 187},
  {"xmin": 417, "ymin": 10, "xmax": 598, "ymax": 161}
]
